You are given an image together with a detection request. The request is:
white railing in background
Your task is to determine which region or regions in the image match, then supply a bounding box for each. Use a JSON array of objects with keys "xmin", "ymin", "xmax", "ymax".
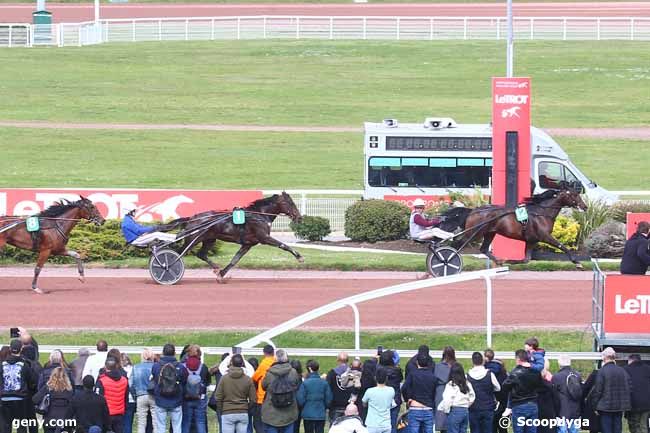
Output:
[{"xmin": 2, "ymin": 16, "xmax": 650, "ymax": 47}]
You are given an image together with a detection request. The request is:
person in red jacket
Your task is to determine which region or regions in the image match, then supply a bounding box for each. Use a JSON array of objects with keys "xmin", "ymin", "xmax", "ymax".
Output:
[{"xmin": 95, "ymin": 356, "xmax": 129, "ymax": 433}]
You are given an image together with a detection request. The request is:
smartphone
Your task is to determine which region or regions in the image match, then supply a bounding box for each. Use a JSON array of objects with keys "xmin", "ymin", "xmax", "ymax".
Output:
[
  {"xmin": 377, "ymin": 345, "xmax": 384, "ymax": 355},
  {"xmin": 10, "ymin": 328, "xmax": 19, "ymax": 339},
  {"xmin": 232, "ymin": 346, "xmax": 242, "ymax": 355}
]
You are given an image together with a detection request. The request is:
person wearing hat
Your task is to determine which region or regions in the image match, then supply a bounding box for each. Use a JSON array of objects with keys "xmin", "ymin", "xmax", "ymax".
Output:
[
  {"xmin": 121, "ymin": 209, "xmax": 177, "ymax": 247},
  {"xmin": 409, "ymin": 199, "xmax": 454, "ymax": 241}
]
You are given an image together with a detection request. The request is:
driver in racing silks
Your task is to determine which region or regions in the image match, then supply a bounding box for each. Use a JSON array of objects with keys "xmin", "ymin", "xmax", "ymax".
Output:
[
  {"xmin": 409, "ymin": 198, "xmax": 455, "ymax": 241},
  {"xmin": 121, "ymin": 209, "xmax": 177, "ymax": 247}
]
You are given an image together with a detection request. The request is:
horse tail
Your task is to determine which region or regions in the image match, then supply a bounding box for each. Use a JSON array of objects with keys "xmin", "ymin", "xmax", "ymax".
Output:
[
  {"xmin": 157, "ymin": 217, "xmax": 190, "ymax": 232},
  {"xmin": 441, "ymin": 207, "xmax": 472, "ymax": 231}
]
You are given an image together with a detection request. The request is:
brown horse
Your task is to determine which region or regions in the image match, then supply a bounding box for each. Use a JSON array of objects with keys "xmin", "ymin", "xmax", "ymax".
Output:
[
  {"xmin": 0, "ymin": 197, "xmax": 105, "ymax": 293},
  {"xmin": 442, "ymin": 189, "xmax": 588, "ymax": 268},
  {"xmin": 177, "ymin": 192, "xmax": 303, "ymax": 282}
]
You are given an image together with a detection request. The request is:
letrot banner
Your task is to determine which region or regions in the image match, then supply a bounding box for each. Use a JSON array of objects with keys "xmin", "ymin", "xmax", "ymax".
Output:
[
  {"xmin": 0, "ymin": 188, "xmax": 263, "ymax": 221},
  {"xmin": 604, "ymin": 275, "xmax": 650, "ymax": 334}
]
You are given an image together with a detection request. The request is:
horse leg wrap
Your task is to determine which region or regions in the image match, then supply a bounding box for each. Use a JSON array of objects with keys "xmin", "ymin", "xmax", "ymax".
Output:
[{"xmin": 32, "ymin": 266, "xmax": 42, "ymax": 290}]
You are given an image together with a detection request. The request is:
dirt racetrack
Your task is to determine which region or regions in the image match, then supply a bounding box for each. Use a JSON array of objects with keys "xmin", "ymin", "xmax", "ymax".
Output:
[{"xmin": 0, "ymin": 269, "xmax": 591, "ymax": 331}]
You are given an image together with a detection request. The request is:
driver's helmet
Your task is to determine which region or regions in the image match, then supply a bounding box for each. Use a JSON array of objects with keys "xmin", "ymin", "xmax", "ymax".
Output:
[{"xmin": 413, "ymin": 198, "xmax": 426, "ymax": 208}]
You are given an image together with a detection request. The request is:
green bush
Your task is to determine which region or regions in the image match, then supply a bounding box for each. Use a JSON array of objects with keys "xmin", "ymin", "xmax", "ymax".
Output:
[
  {"xmin": 539, "ymin": 215, "xmax": 580, "ymax": 252},
  {"xmin": 448, "ymin": 187, "xmax": 490, "ymax": 208},
  {"xmin": 0, "ymin": 219, "xmax": 217, "ymax": 264},
  {"xmin": 290, "ymin": 216, "xmax": 331, "ymax": 241},
  {"xmin": 344, "ymin": 200, "xmax": 411, "ymax": 243},
  {"xmin": 611, "ymin": 200, "xmax": 650, "ymax": 223},
  {"xmin": 571, "ymin": 199, "xmax": 613, "ymax": 246}
]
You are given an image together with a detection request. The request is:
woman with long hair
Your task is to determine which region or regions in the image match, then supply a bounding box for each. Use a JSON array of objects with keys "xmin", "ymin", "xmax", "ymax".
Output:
[
  {"xmin": 33, "ymin": 366, "xmax": 74, "ymax": 433},
  {"xmin": 38, "ymin": 350, "xmax": 73, "ymax": 391},
  {"xmin": 359, "ymin": 358, "xmax": 378, "ymax": 422},
  {"xmin": 377, "ymin": 350, "xmax": 403, "ymax": 433},
  {"xmin": 434, "ymin": 346, "xmax": 457, "ymax": 432},
  {"xmin": 437, "ymin": 364, "xmax": 475, "ymax": 433}
]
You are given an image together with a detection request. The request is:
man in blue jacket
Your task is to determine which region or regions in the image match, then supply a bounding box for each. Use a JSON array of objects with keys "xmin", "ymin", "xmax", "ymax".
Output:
[
  {"xmin": 151, "ymin": 344, "xmax": 188, "ymax": 433},
  {"xmin": 620, "ymin": 221, "xmax": 650, "ymax": 275},
  {"xmin": 121, "ymin": 209, "xmax": 177, "ymax": 247}
]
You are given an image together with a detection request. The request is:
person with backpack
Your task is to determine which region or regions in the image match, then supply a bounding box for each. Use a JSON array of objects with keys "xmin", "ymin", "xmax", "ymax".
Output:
[
  {"xmin": 95, "ymin": 356, "xmax": 129, "ymax": 433},
  {"xmin": 297, "ymin": 360, "xmax": 333, "ymax": 433},
  {"xmin": 0, "ymin": 339, "xmax": 38, "ymax": 433},
  {"xmin": 32, "ymin": 366, "xmax": 75, "ymax": 433},
  {"xmin": 182, "ymin": 345, "xmax": 211, "ymax": 433},
  {"xmin": 215, "ymin": 354, "xmax": 257, "ymax": 433},
  {"xmin": 261, "ymin": 349, "xmax": 301, "ymax": 433},
  {"xmin": 466, "ymin": 352, "xmax": 500, "ymax": 433},
  {"xmin": 151, "ymin": 344, "xmax": 188, "ymax": 433},
  {"xmin": 327, "ymin": 352, "xmax": 354, "ymax": 426},
  {"xmin": 552, "ymin": 355, "xmax": 583, "ymax": 433}
]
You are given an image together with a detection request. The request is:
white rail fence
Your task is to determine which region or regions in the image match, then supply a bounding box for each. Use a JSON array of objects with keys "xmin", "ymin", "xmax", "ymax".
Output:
[{"xmin": 3, "ymin": 16, "xmax": 650, "ymax": 47}]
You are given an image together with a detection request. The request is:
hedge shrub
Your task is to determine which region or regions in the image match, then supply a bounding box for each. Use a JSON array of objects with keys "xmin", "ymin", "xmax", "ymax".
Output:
[
  {"xmin": 290, "ymin": 216, "xmax": 331, "ymax": 241},
  {"xmin": 344, "ymin": 200, "xmax": 410, "ymax": 243},
  {"xmin": 538, "ymin": 215, "xmax": 580, "ymax": 252},
  {"xmin": 0, "ymin": 220, "xmax": 218, "ymax": 264},
  {"xmin": 611, "ymin": 201, "xmax": 650, "ymax": 223}
]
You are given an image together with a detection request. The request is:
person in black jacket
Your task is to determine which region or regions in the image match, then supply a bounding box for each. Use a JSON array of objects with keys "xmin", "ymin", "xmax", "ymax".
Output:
[
  {"xmin": 402, "ymin": 353, "xmax": 437, "ymax": 433},
  {"xmin": 32, "ymin": 367, "xmax": 74, "ymax": 433},
  {"xmin": 405, "ymin": 346, "xmax": 434, "ymax": 379},
  {"xmin": 502, "ymin": 350, "xmax": 542, "ymax": 433},
  {"xmin": 620, "ymin": 221, "xmax": 650, "ymax": 275},
  {"xmin": 581, "ymin": 370, "xmax": 600, "ymax": 433},
  {"xmin": 537, "ymin": 366, "xmax": 561, "ymax": 433},
  {"xmin": 358, "ymin": 359, "xmax": 377, "ymax": 422},
  {"xmin": 551, "ymin": 355, "xmax": 582, "ymax": 433},
  {"xmin": 589, "ymin": 348, "xmax": 632, "ymax": 433},
  {"xmin": 623, "ymin": 354, "xmax": 650, "ymax": 433},
  {"xmin": 68, "ymin": 375, "xmax": 111, "ymax": 433},
  {"xmin": 484, "ymin": 349, "xmax": 508, "ymax": 433},
  {"xmin": 0, "ymin": 340, "xmax": 38, "ymax": 433}
]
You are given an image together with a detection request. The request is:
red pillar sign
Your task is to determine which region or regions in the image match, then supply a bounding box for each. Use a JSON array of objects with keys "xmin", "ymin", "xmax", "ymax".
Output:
[{"xmin": 491, "ymin": 77, "xmax": 531, "ymax": 260}]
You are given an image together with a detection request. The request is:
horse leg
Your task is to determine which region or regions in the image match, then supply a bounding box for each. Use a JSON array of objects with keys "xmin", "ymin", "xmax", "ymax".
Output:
[
  {"xmin": 259, "ymin": 235, "xmax": 304, "ymax": 263},
  {"xmin": 538, "ymin": 233, "xmax": 583, "ymax": 269},
  {"xmin": 196, "ymin": 240, "xmax": 221, "ymax": 274},
  {"xmin": 524, "ymin": 242, "xmax": 536, "ymax": 263},
  {"xmin": 61, "ymin": 249, "xmax": 85, "ymax": 283},
  {"xmin": 32, "ymin": 249, "xmax": 51, "ymax": 294},
  {"xmin": 216, "ymin": 244, "xmax": 252, "ymax": 284},
  {"xmin": 479, "ymin": 232, "xmax": 501, "ymax": 266}
]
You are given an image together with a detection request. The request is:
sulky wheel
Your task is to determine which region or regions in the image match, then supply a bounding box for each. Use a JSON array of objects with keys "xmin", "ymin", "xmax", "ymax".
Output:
[
  {"xmin": 149, "ymin": 249, "xmax": 185, "ymax": 285},
  {"xmin": 426, "ymin": 246, "xmax": 463, "ymax": 277}
]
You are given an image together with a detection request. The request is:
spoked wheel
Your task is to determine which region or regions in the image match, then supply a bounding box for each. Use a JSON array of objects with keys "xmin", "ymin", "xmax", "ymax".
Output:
[
  {"xmin": 426, "ymin": 246, "xmax": 463, "ymax": 277},
  {"xmin": 149, "ymin": 249, "xmax": 185, "ymax": 285}
]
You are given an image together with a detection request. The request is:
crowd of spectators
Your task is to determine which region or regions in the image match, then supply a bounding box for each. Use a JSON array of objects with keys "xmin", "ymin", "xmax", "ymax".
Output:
[{"xmin": 1, "ymin": 330, "xmax": 650, "ymax": 433}]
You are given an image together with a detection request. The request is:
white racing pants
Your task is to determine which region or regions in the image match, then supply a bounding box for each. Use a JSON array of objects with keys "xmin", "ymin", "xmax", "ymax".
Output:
[
  {"xmin": 131, "ymin": 232, "xmax": 177, "ymax": 247},
  {"xmin": 415, "ymin": 227, "xmax": 455, "ymax": 241}
]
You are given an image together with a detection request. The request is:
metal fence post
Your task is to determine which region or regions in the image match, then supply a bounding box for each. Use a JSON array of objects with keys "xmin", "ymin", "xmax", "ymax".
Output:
[
  {"xmin": 563, "ymin": 18, "xmax": 567, "ymax": 40},
  {"xmin": 430, "ymin": 18, "xmax": 434, "ymax": 40},
  {"xmin": 363, "ymin": 17, "xmax": 367, "ymax": 40},
  {"xmin": 530, "ymin": 17, "xmax": 534, "ymax": 39},
  {"xmin": 185, "ymin": 19, "xmax": 189, "ymax": 41},
  {"xmin": 597, "ymin": 18, "xmax": 600, "ymax": 40},
  {"xmin": 56, "ymin": 23, "xmax": 62, "ymax": 47},
  {"xmin": 263, "ymin": 16, "xmax": 267, "ymax": 39},
  {"xmin": 300, "ymin": 193, "xmax": 307, "ymax": 216},
  {"xmin": 237, "ymin": 17, "xmax": 241, "ymax": 40},
  {"xmin": 132, "ymin": 19, "xmax": 136, "ymax": 42},
  {"xmin": 484, "ymin": 275, "xmax": 493, "ymax": 348},
  {"xmin": 396, "ymin": 17, "xmax": 400, "ymax": 40},
  {"xmin": 329, "ymin": 17, "xmax": 333, "ymax": 40},
  {"xmin": 496, "ymin": 17, "xmax": 500, "ymax": 40},
  {"xmin": 8, "ymin": 25, "xmax": 12, "ymax": 48},
  {"xmin": 296, "ymin": 17, "xmax": 300, "ymax": 39},
  {"xmin": 630, "ymin": 18, "xmax": 634, "ymax": 41},
  {"xmin": 463, "ymin": 17, "xmax": 467, "ymax": 39},
  {"xmin": 78, "ymin": 25, "xmax": 82, "ymax": 46},
  {"xmin": 159, "ymin": 19, "xmax": 162, "ymax": 41}
]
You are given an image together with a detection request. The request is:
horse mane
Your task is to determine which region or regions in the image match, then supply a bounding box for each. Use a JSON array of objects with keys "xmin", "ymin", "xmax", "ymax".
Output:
[
  {"xmin": 523, "ymin": 189, "xmax": 560, "ymax": 205},
  {"xmin": 247, "ymin": 194, "xmax": 279, "ymax": 211},
  {"xmin": 38, "ymin": 199, "xmax": 82, "ymax": 217}
]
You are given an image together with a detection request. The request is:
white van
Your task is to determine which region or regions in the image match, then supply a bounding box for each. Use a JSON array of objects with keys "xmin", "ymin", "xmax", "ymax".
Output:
[{"xmin": 363, "ymin": 117, "xmax": 617, "ymax": 204}]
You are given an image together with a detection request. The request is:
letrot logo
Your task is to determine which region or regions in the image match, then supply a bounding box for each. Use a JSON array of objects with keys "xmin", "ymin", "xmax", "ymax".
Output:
[
  {"xmin": 615, "ymin": 294, "xmax": 650, "ymax": 314},
  {"xmin": 501, "ymin": 106, "xmax": 521, "ymax": 118},
  {"xmin": 494, "ymin": 94, "xmax": 529, "ymax": 104}
]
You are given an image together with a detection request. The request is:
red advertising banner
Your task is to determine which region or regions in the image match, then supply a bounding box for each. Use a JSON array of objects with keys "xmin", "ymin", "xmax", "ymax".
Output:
[
  {"xmin": 491, "ymin": 77, "xmax": 531, "ymax": 260},
  {"xmin": 604, "ymin": 274, "xmax": 650, "ymax": 334},
  {"xmin": 626, "ymin": 213, "xmax": 650, "ymax": 239},
  {"xmin": 0, "ymin": 188, "xmax": 263, "ymax": 221},
  {"xmin": 384, "ymin": 195, "xmax": 449, "ymax": 209}
]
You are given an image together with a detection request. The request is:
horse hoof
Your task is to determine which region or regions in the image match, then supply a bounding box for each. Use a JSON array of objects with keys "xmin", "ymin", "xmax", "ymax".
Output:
[
  {"xmin": 212, "ymin": 268, "xmax": 221, "ymax": 275},
  {"xmin": 78, "ymin": 276, "xmax": 86, "ymax": 284},
  {"xmin": 216, "ymin": 277, "xmax": 227, "ymax": 284},
  {"xmin": 297, "ymin": 256, "xmax": 305, "ymax": 264},
  {"xmin": 575, "ymin": 263, "xmax": 584, "ymax": 270},
  {"xmin": 32, "ymin": 288, "xmax": 47, "ymax": 295}
]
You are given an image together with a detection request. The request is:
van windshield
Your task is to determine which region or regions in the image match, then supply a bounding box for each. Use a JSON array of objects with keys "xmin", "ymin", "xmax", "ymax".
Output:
[
  {"xmin": 368, "ymin": 157, "xmax": 492, "ymax": 188},
  {"xmin": 538, "ymin": 161, "xmax": 580, "ymax": 189}
]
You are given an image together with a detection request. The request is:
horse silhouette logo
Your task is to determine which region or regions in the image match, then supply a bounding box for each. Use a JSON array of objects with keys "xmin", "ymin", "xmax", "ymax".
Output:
[
  {"xmin": 134, "ymin": 195, "xmax": 195, "ymax": 221},
  {"xmin": 501, "ymin": 106, "xmax": 521, "ymax": 118}
]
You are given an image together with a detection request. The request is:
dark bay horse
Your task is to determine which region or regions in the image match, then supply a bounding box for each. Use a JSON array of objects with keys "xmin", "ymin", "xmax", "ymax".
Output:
[
  {"xmin": 177, "ymin": 192, "xmax": 304, "ymax": 282},
  {"xmin": 0, "ymin": 197, "xmax": 105, "ymax": 294},
  {"xmin": 442, "ymin": 189, "xmax": 588, "ymax": 268}
]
